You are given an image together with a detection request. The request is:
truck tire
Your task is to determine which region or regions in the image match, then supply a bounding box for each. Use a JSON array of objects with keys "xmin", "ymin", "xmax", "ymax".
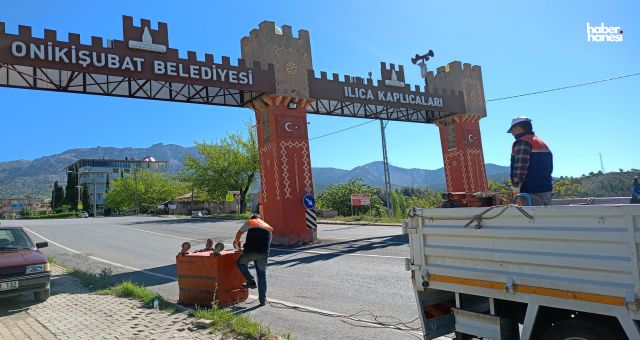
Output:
[
  {"xmin": 541, "ymin": 319, "xmax": 608, "ymax": 340},
  {"xmin": 34, "ymin": 288, "xmax": 50, "ymax": 302}
]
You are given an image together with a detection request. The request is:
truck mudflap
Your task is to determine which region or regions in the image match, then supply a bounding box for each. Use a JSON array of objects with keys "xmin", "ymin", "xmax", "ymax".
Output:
[
  {"xmin": 423, "ymin": 313, "xmax": 455, "ymax": 339},
  {"xmin": 413, "ymin": 287, "xmax": 456, "ymax": 339},
  {"xmin": 452, "ymin": 308, "xmax": 518, "ymax": 339}
]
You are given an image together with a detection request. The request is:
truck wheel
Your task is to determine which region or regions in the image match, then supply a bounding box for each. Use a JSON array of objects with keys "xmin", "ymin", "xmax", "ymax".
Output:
[
  {"xmin": 541, "ymin": 319, "xmax": 607, "ymax": 340},
  {"xmin": 34, "ymin": 288, "xmax": 50, "ymax": 302}
]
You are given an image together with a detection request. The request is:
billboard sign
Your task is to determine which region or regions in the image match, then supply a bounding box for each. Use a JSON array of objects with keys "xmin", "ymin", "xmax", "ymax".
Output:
[{"xmin": 350, "ymin": 194, "xmax": 370, "ymax": 206}]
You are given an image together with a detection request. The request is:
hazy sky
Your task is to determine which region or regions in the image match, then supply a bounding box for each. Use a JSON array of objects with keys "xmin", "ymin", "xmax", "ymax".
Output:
[{"xmin": 1, "ymin": 0, "xmax": 637, "ymax": 177}]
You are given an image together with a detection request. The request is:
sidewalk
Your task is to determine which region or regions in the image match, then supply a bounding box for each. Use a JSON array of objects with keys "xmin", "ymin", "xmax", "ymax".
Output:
[{"xmin": 0, "ymin": 265, "xmax": 220, "ymax": 339}]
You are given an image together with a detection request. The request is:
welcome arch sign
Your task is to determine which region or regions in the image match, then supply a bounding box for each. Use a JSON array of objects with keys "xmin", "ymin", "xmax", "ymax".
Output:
[{"xmin": 0, "ymin": 16, "xmax": 489, "ymax": 245}]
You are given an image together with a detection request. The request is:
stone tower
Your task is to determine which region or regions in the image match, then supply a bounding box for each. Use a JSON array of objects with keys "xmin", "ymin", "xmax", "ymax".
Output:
[{"xmin": 241, "ymin": 21, "xmax": 316, "ymax": 245}]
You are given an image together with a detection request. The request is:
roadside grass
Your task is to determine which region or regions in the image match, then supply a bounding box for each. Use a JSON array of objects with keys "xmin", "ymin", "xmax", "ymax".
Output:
[
  {"xmin": 99, "ymin": 281, "xmax": 176, "ymax": 313},
  {"xmin": 192, "ymin": 304, "xmax": 276, "ymax": 339},
  {"xmin": 69, "ymin": 267, "xmax": 114, "ymax": 290},
  {"xmin": 193, "ymin": 212, "xmax": 253, "ymax": 220},
  {"xmin": 47, "ymin": 257, "xmax": 291, "ymax": 338}
]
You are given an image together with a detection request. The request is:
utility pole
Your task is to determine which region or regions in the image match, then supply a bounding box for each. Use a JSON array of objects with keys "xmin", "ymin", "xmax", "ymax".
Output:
[
  {"xmin": 75, "ymin": 165, "xmax": 81, "ymax": 211},
  {"xmin": 367, "ymin": 70, "xmax": 394, "ymax": 218},
  {"xmin": 380, "ymin": 119, "xmax": 394, "ymax": 217}
]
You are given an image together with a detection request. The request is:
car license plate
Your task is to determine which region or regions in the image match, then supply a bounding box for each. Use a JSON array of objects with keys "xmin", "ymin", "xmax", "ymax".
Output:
[{"xmin": 0, "ymin": 281, "xmax": 19, "ymax": 291}]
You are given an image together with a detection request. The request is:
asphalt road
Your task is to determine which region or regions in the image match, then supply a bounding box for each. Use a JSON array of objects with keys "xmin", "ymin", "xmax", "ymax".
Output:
[{"xmin": 3, "ymin": 216, "xmax": 422, "ymax": 339}]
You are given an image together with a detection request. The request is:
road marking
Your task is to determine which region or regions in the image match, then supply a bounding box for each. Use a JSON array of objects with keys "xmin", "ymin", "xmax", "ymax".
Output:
[
  {"xmin": 117, "ymin": 225, "xmax": 201, "ymax": 241},
  {"xmin": 120, "ymin": 225, "xmax": 405, "ymax": 259},
  {"xmin": 271, "ymin": 247, "xmax": 406, "ymax": 259},
  {"xmin": 312, "ymin": 237, "xmax": 406, "ymax": 246},
  {"xmin": 23, "ymin": 227, "xmax": 176, "ymax": 281},
  {"xmin": 59, "ymin": 223, "xmax": 405, "ymax": 260},
  {"xmin": 23, "ymin": 227, "xmax": 82, "ymax": 254},
  {"xmin": 23, "ymin": 226, "xmax": 404, "ymax": 333}
]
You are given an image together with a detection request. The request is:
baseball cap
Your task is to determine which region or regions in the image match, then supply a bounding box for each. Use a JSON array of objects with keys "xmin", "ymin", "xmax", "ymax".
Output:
[{"xmin": 507, "ymin": 116, "xmax": 531, "ymax": 133}]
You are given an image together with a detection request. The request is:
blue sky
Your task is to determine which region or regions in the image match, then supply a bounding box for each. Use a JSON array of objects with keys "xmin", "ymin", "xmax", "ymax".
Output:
[{"xmin": 1, "ymin": 0, "xmax": 637, "ymax": 177}]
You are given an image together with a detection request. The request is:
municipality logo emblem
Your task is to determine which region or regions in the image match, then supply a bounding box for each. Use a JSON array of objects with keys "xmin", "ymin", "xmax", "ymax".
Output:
[{"xmin": 128, "ymin": 27, "xmax": 167, "ymax": 53}]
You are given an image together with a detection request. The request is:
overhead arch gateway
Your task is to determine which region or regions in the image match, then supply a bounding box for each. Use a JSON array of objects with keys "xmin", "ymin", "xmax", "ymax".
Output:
[{"xmin": 0, "ymin": 16, "xmax": 489, "ymax": 245}]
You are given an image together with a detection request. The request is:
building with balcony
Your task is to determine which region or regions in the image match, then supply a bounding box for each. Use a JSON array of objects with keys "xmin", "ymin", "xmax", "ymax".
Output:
[{"xmin": 67, "ymin": 157, "xmax": 167, "ymax": 214}]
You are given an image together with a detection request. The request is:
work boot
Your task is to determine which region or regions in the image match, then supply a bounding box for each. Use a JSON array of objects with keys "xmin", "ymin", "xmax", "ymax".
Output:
[
  {"xmin": 259, "ymin": 299, "xmax": 266, "ymax": 306},
  {"xmin": 242, "ymin": 281, "xmax": 257, "ymax": 289}
]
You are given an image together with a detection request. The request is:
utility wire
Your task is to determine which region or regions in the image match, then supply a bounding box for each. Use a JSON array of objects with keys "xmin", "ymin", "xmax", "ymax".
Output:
[
  {"xmin": 309, "ymin": 119, "xmax": 377, "ymax": 140},
  {"xmin": 486, "ymin": 72, "xmax": 640, "ymax": 102},
  {"xmin": 308, "ymin": 71, "xmax": 640, "ymax": 141}
]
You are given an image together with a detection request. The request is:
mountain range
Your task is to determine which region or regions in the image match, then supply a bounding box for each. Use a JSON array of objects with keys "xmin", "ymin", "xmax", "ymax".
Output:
[{"xmin": 0, "ymin": 144, "xmax": 510, "ymax": 198}]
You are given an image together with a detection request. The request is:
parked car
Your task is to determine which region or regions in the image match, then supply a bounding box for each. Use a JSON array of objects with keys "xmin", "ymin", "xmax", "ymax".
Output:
[
  {"xmin": 79, "ymin": 211, "xmax": 89, "ymax": 218},
  {"xmin": 0, "ymin": 226, "xmax": 51, "ymax": 302}
]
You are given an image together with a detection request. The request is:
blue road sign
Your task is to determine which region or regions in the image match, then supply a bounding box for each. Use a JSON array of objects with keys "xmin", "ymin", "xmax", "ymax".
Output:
[
  {"xmin": 303, "ymin": 194, "xmax": 316, "ymax": 209},
  {"xmin": 11, "ymin": 203, "xmax": 23, "ymax": 209}
]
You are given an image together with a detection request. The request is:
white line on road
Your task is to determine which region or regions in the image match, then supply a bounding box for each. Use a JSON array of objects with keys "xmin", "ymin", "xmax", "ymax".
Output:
[
  {"xmin": 118, "ymin": 225, "xmax": 406, "ymax": 260},
  {"xmin": 309, "ymin": 236, "xmax": 406, "ymax": 246},
  {"xmin": 23, "ymin": 227, "xmax": 176, "ymax": 281},
  {"xmin": 117, "ymin": 225, "xmax": 203, "ymax": 241},
  {"xmin": 271, "ymin": 247, "xmax": 406, "ymax": 259},
  {"xmin": 22, "ymin": 226, "xmax": 400, "ymax": 333}
]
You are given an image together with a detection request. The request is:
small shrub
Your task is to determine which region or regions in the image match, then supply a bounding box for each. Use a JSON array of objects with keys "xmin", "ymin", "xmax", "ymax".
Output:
[{"xmin": 69, "ymin": 267, "xmax": 113, "ymax": 290}]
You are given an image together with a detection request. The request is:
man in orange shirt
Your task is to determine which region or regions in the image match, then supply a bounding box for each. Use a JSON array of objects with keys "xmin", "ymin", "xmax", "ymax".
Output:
[{"xmin": 234, "ymin": 214, "xmax": 273, "ymax": 306}]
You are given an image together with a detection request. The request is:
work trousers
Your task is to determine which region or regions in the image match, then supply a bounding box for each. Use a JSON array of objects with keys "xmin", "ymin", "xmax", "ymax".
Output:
[
  {"xmin": 236, "ymin": 252, "xmax": 268, "ymax": 304},
  {"xmin": 528, "ymin": 191, "xmax": 552, "ymax": 206}
]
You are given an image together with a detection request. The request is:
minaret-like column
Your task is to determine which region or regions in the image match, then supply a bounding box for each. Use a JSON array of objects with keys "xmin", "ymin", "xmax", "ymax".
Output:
[
  {"xmin": 242, "ymin": 21, "xmax": 316, "ymax": 245},
  {"xmin": 250, "ymin": 97, "xmax": 315, "ymax": 245},
  {"xmin": 427, "ymin": 61, "xmax": 490, "ymax": 193},
  {"xmin": 435, "ymin": 115, "xmax": 488, "ymax": 192}
]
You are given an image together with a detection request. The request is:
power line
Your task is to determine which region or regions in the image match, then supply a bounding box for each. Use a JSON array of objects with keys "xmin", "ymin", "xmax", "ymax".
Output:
[
  {"xmin": 308, "ymin": 119, "xmax": 376, "ymax": 140},
  {"xmin": 308, "ymin": 71, "xmax": 640, "ymax": 141},
  {"xmin": 486, "ymin": 72, "xmax": 640, "ymax": 102}
]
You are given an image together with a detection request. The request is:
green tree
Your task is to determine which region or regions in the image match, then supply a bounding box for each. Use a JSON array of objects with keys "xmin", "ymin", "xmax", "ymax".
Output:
[
  {"xmin": 104, "ymin": 171, "xmax": 186, "ymax": 213},
  {"xmin": 488, "ymin": 179, "xmax": 512, "ymax": 195},
  {"xmin": 391, "ymin": 190, "xmax": 402, "ymax": 217},
  {"xmin": 553, "ymin": 177, "xmax": 588, "ymax": 198},
  {"xmin": 51, "ymin": 181, "xmax": 65, "ymax": 212},
  {"xmin": 64, "ymin": 171, "xmax": 79, "ymax": 210},
  {"xmin": 81, "ymin": 183, "xmax": 91, "ymax": 214},
  {"xmin": 183, "ymin": 121, "xmax": 258, "ymax": 213},
  {"xmin": 317, "ymin": 178, "xmax": 384, "ymax": 216}
]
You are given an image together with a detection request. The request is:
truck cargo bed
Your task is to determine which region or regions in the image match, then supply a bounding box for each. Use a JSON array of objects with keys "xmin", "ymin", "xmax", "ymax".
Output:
[{"xmin": 405, "ymin": 204, "xmax": 640, "ymax": 339}]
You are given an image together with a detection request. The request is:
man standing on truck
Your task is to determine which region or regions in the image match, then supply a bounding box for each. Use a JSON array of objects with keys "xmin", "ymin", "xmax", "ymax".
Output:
[
  {"xmin": 234, "ymin": 214, "xmax": 273, "ymax": 306},
  {"xmin": 508, "ymin": 116, "xmax": 554, "ymax": 205}
]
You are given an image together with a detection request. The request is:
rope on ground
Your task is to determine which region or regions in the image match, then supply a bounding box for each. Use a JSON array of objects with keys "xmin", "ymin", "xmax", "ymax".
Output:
[{"xmin": 267, "ymin": 301, "xmax": 423, "ymax": 338}]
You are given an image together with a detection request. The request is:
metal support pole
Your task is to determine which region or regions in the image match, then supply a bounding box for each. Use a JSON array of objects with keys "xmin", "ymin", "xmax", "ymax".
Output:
[
  {"xmin": 92, "ymin": 174, "xmax": 97, "ymax": 216},
  {"xmin": 380, "ymin": 119, "xmax": 394, "ymax": 217}
]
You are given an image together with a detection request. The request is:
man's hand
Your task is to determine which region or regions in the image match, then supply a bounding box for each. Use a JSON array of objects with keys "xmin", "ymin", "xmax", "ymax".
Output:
[
  {"xmin": 512, "ymin": 186, "xmax": 521, "ymax": 196},
  {"xmin": 233, "ymin": 240, "xmax": 242, "ymax": 250}
]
